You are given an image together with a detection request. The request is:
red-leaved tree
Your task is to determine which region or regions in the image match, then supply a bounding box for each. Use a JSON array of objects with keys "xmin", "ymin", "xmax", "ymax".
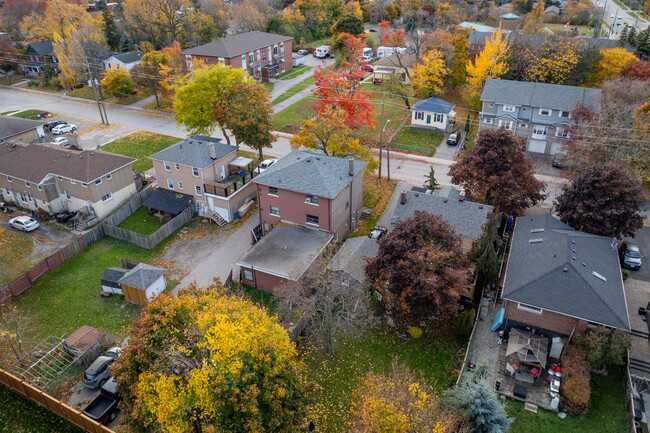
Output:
[
  {"xmin": 449, "ymin": 128, "xmax": 547, "ymax": 216},
  {"xmin": 366, "ymin": 211, "xmax": 471, "ymax": 328}
]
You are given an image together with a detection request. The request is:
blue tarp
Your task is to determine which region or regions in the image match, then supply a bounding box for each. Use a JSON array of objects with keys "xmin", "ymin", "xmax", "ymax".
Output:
[{"xmin": 491, "ymin": 307, "xmax": 505, "ymax": 332}]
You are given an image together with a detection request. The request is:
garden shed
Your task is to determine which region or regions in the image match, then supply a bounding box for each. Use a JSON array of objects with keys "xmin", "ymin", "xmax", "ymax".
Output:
[
  {"xmin": 118, "ymin": 263, "xmax": 167, "ymax": 305},
  {"xmin": 101, "ymin": 267, "xmax": 128, "ymax": 295}
]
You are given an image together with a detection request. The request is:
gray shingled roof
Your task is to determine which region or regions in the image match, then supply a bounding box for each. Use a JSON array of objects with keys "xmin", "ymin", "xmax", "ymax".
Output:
[
  {"xmin": 328, "ymin": 236, "xmax": 379, "ymax": 283},
  {"xmin": 148, "ymin": 135, "xmax": 236, "ymax": 168},
  {"xmin": 0, "ymin": 115, "xmax": 43, "ymax": 140},
  {"xmin": 253, "ymin": 150, "xmax": 367, "ymax": 199},
  {"xmin": 502, "ymin": 214, "xmax": 630, "ymax": 330},
  {"xmin": 112, "ymin": 50, "xmax": 143, "ymax": 64},
  {"xmin": 468, "ymin": 31, "xmax": 494, "ymax": 45},
  {"xmin": 481, "ymin": 79, "xmax": 602, "ymax": 112},
  {"xmin": 391, "ymin": 187, "xmax": 493, "ymax": 240},
  {"xmin": 118, "ymin": 263, "xmax": 166, "ymax": 291},
  {"xmin": 182, "ymin": 31, "xmax": 293, "ymax": 58},
  {"xmin": 25, "ymin": 40, "xmax": 54, "ymax": 56},
  {"xmin": 411, "ymin": 97, "xmax": 455, "ymax": 114}
]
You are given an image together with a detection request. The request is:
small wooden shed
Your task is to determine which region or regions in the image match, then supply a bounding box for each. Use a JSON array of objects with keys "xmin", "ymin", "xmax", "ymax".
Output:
[
  {"xmin": 101, "ymin": 267, "xmax": 128, "ymax": 295},
  {"xmin": 118, "ymin": 263, "xmax": 167, "ymax": 305}
]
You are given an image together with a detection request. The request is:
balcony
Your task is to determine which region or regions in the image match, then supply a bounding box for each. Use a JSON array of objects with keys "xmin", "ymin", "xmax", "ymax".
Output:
[{"xmin": 204, "ymin": 157, "xmax": 258, "ymax": 198}]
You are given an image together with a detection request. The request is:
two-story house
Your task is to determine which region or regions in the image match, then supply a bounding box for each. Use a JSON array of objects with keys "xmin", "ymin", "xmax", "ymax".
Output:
[
  {"xmin": 479, "ymin": 79, "xmax": 602, "ymax": 155},
  {"xmin": 21, "ymin": 40, "xmax": 59, "ymax": 76},
  {"xmin": 0, "ymin": 142, "xmax": 137, "ymax": 219},
  {"xmin": 181, "ymin": 31, "xmax": 293, "ymax": 82},
  {"xmin": 149, "ymin": 135, "xmax": 257, "ymax": 223}
]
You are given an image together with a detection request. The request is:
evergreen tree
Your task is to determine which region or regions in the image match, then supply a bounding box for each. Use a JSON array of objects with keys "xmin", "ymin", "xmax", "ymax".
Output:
[
  {"xmin": 465, "ymin": 113, "xmax": 471, "ymax": 132},
  {"xmin": 475, "ymin": 244, "xmax": 499, "ymax": 295},
  {"xmin": 627, "ymin": 27, "xmax": 638, "ymax": 48},
  {"xmin": 423, "ymin": 166, "xmax": 438, "ymax": 189},
  {"xmin": 619, "ymin": 26, "xmax": 629, "ymax": 46},
  {"xmin": 636, "ymin": 28, "xmax": 650, "ymax": 59},
  {"xmin": 115, "ymin": 0, "xmax": 124, "ymax": 18},
  {"xmin": 103, "ymin": 7, "xmax": 120, "ymax": 51},
  {"xmin": 120, "ymin": 33, "xmax": 134, "ymax": 52}
]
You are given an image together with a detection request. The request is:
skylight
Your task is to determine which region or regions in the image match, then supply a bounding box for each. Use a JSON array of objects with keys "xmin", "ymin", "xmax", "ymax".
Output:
[
  {"xmin": 529, "ymin": 238, "xmax": 543, "ymax": 244},
  {"xmin": 530, "ymin": 228, "xmax": 544, "ymax": 233},
  {"xmin": 592, "ymin": 271, "xmax": 607, "ymax": 282}
]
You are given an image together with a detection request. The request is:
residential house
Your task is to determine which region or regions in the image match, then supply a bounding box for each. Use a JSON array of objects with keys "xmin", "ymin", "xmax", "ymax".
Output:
[
  {"xmin": 479, "ymin": 78, "xmax": 602, "ymax": 154},
  {"xmin": 501, "ymin": 214, "xmax": 630, "ymax": 338},
  {"xmin": 149, "ymin": 135, "xmax": 257, "ymax": 223},
  {"xmin": 372, "ymin": 51, "xmax": 416, "ymax": 84},
  {"xmin": 252, "ymin": 149, "xmax": 366, "ymax": 241},
  {"xmin": 410, "ymin": 97, "xmax": 456, "ymax": 132},
  {"xmin": 369, "ymin": 6, "xmax": 382, "ymax": 24},
  {"xmin": 0, "ymin": 142, "xmax": 137, "ymax": 219},
  {"xmin": 499, "ymin": 13, "xmax": 520, "ymax": 31},
  {"xmin": 181, "ymin": 31, "xmax": 293, "ymax": 81},
  {"xmin": 544, "ymin": 5, "xmax": 561, "ymax": 15},
  {"xmin": 0, "ymin": 115, "xmax": 45, "ymax": 143},
  {"xmin": 21, "ymin": 40, "xmax": 58, "ymax": 76},
  {"xmin": 103, "ymin": 50, "xmax": 144, "ymax": 71},
  {"xmin": 623, "ymin": 278, "xmax": 650, "ymax": 418}
]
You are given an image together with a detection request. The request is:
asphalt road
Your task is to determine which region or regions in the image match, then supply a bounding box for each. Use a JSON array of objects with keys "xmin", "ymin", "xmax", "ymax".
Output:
[{"xmin": 592, "ymin": 0, "xmax": 648, "ymax": 35}]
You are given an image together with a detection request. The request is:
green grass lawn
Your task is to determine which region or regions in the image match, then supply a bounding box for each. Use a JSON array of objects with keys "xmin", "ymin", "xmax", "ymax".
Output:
[
  {"xmin": 12, "ymin": 109, "xmax": 43, "ymax": 119},
  {"xmin": 392, "ymin": 127, "xmax": 444, "ymax": 155},
  {"xmin": 276, "ymin": 65, "xmax": 312, "ymax": 80},
  {"xmin": 303, "ymin": 38, "xmax": 332, "ymax": 49},
  {"xmin": 101, "ymin": 131, "xmax": 180, "ymax": 172},
  {"xmin": 0, "ymin": 228, "xmax": 35, "ymax": 285},
  {"xmin": 117, "ymin": 206, "xmax": 166, "ymax": 235},
  {"xmin": 545, "ymin": 23, "xmax": 595, "ymax": 36},
  {"xmin": 67, "ymin": 86, "xmax": 144, "ymax": 105},
  {"xmin": 12, "ymin": 236, "xmax": 175, "ymax": 342},
  {"xmin": 271, "ymin": 96, "xmax": 313, "ymax": 131},
  {"xmin": 508, "ymin": 368, "xmax": 627, "ymax": 433},
  {"xmin": 263, "ymin": 81, "xmax": 274, "ymax": 92},
  {"xmin": 301, "ymin": 326, "xmax": 462, "ymax": 432},
  {"xmin": 0, "ymin": 383, "xmax": 85, "ymax": 433},
  {"xmin": 271, "ymin": 75, "xmax": 316, "ymax": 106}
]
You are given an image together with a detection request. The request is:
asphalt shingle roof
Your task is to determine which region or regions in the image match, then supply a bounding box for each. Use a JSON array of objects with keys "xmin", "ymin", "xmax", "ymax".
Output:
[
  {"xmin": 118, "ymin": 263, "xmax": 166, "ymax": 291},
  {"xmin": 148, "ymin": 135, "xmax": 237, "ymax": 168},
  {"xmin": 182, "ymin": 31, "xmax": 293, "ymax": 58},
  {"xmin": 253, "ymin": 150, "xmax": 367, "ymax": 199},
  {"xmin": 391, "ymin": 187, "xmax": 493, "ymax": 240},
  {"xmin": 0, "ymin": 115, "xmax": 43, "ymax": 140},
  {"xmin": 411, "ymin": 97, "xmax": 455, "ymax": 114},
  {"xmin": 481, "ymin": 78, "xmax": 602, "ymax": 112},
  {"xmin": 112, "ymin": 50, "xmax": 143, "ymax": 64},
  {"xmin": 502, "ymin": 214, "xmax": 630, "ymax": 330},
  {"xmin": 25, "ymin": 40, "xmax": 54, "ymax": 56}
]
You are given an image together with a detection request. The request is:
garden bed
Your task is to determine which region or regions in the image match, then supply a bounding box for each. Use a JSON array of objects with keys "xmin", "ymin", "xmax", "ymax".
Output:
[{"xmin": 349, "ymin": 174, "xmax": 397, "ymax": 237}]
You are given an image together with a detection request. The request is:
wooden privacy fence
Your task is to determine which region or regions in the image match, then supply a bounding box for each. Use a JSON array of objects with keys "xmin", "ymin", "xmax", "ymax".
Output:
[
  {"xmin": 103, "ymin": 185, "xmax": 154, "ymax": 227},
  {"xmin": 103, "ymin": 207, "xmax": 192, "ymax": 250},
  {"xmin": 0, "ymin": 368, "xmax": 113, "ymax": 433}
]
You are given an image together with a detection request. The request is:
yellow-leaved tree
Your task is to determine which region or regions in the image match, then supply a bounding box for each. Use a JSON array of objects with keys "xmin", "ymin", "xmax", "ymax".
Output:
[
  {"xmin": 52, "ymin": 22, "xmax": 105, "ymax": 89},
  {"xmin": 20, "ymin": 0, "xmax": 94, "ymax": 42},
  {"xmin": 525, "ymin": 38, "xmax": 580, "ymax": 84},
  {"xmin": 411, "ymin": 50, "xmax": 449, "ymax": 98},
  {"xmin": 462, "ymin": 25, "xmax": 509, "ymax": 109},
  {"xmin": 112, "ymin": 283, "xmax": 312, "ymax": 433},
  {"xmin": 589, "ymin": 47, "xmax": 638, "ymax": 86},
  {"xmin": 521, "ymin": 0, "xmax": 546, "ymax": 34}
]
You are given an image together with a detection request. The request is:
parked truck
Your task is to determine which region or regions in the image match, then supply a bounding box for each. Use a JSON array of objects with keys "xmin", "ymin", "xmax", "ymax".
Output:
[{"xmin": 82, "ymin": 378, "xmax": 120, "ymax": 425}]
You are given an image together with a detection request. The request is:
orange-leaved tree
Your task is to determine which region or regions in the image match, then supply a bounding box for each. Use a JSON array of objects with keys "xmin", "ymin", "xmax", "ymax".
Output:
[{"xmin": 589, "ymin": 47, "xmax": 638, "ymax": 86}]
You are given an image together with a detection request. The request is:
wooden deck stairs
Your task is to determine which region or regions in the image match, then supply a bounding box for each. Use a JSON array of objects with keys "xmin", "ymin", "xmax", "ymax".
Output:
[
  {"xmin": 524, "ymin": 402, "xmax": 538, "ymax": 413},
  {"xmin": 204, "ymin": 210, "xmax": 227, "ymax": 226}
]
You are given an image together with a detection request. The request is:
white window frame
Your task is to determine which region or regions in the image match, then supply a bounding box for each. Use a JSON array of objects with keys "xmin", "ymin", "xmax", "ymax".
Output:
[
  {"xmin": 106, "ymin": 173, "xmax": 112, "ymax": 180},
  {"xmin": 81, "ymin": 182, "xmax": 87, "ymax": 188},
  {"xmin": 243, "ymin": 269, "xmax": 253, "ymax": 281},
  {"xmin": 167, "ymin": 179, "xmax": 174, "ymax": 189},
  {"xmin": 164, "ymin": 161, "xmax": 171, "ymax": 171},
  {"xmin": 305, "ymin": 195, "xmax": 319, "ymax": 205},
  {"xmin": 268, "ymin": 186, "xmax": 278, "ymax": 196},
  {"xmin": 192, "ymin": 167, "xmax": 199, "ymax": 177},
  {"xmin": 269, "ymin": 206, "xmax": 280, "ymax": 216},
  {"xmin": 415, "ymin": 111, "xmax": 424, "ymax": 120},
  {"xmin": 426, "ymin": 114, "xmax": 431, "ymax": 124},
  {"xmin": 498, "ymin": 120, "xmax": 513, "ymax": 131},
  {"xmin": 101, "ymin": 192, "xmax": 113, "ymax": 202},
  {"xmin": 483, "ymin": 118, "xmax": 493, "ymax": 124},
  {"xmin": 175, "ymin": 163, "xmax": 180, "ymax": 171},
  {"xmin": 64, "ymin": 190, "xmax": 71, "ymax": 201},
  {"xmin": 434, "ymin": 113, "xmax": 444, "ymax": 123},
  {"xmin": 533, "ymin": 125, "xmax": 547, "ymax": 136},
  {"xmin": 25, "ymin": 181, "xmax": 30, "ymax": 188},
  {"xmin": 559, "ymin": 111, "xmax": 571, "ymax": 118},
  {"xmin": 94, "ymin": 178, "xmax": 102, "ymax": 185},
  {"xmin": 503, "ymin": 104, "xmax": 516, "ymax": 112},
  {"xmin": 178, "ymin": 181, "xmax": 183, "ymax": 190},
  {"xmin": 37, "ymin": 184, "xmax": 42, "ymax": 191},
  {"xmin": 70, "ymin": 180, "xmax": 76, "ymax": 185},
  {"xmin": 555, "ymin": 127, "xmax": 569, "ymax": 138},
  {"xmin": 195, "ymin": 185, "xmax": 202, "ymax": 196},
  {"xmin": 539, "ymin": 108, "xmax": 551, "ymax": 116},
  {"xmin": 517, "ymin": 303, "xmax": 543, "ymax": 315},
  {"xmin": 306, "ymin": 214, "xmax": 319, "ymax": 226},
  {"xmin": 6, "ymin": 176, "xmax": 11, "ymax": 182}
]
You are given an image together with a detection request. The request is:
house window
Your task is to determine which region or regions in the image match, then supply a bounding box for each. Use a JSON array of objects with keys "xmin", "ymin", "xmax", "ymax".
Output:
[
  {"xmin": 195, "ymin": 185, "xmax": 202, "ymax": 196},
  {"xmin": 415, "ymin": 111, "xmax": 424, "ymax": 120},
  {"xmin": 426, "ymin": 114, "xmax": 431, "ymax": 124},
  {"xmin": 18, "ymin": 192, "xmax": 26, "ymax": 202},
  {"xmin": 37, "ymin": 184, "xmax": 42, "ymax": 191},
  {"xmin": 94, "ymin": 178, "xmax": 102, "ymax": 185},
  {"xmin": 503, "ymin": 104, "xmax": 516, "ymax": 112},
  {"xmin": 241, "ymin": 54, "xmax": 246, "ymax": 67},
  {"xmin": 192, "ymin": 167, "xmax": 199, "ymax": 177},
  {"xmin": 70, "ymin": 180, "xmax": 76, "ymax": 185},
  {"xmin": 175, "ymin": 163, "xmax": 180, "ymax": 171},
  {"xmin": 178, "ymin": 181, "xmax": 184, "ymax": 190},
  {"xmin": 519, "ymin": 123, "xmax": 527, "ymax": 128},
  {"xmin": 106, "ymin": 173, "xmax": 112, "ymax": 180},
  {"xmin": 434, "ymin": 113, "xmax": 444, "ymax": 123},
  {"xmin": 82, "ymin": 182, "xmax": 87, "ymax": 187},
  {"xmin": 306, "ymin": 214, "xmax": 319, "ymax": 226},
  {"xmin": 498, "ymin": 120, "xmax": 513, "ymax": 130},
  {"xmin": 270, "ymin": 206, "xmax": 280, "ymax": 216},
  {"xmin": 6, "ymin": 176, "xmax": 11, "ymax": 182},
  {"xmin": 167, "ymin": 179, "xmax": 174, "ymax": 189},
  {"xmin": 56, "ymin": 176, "xmax": 62, "ymax": 181},
  {"xmin": 218, "ymin": 57, "xmax": 224, "ymax": 63},
  {"xmin": 533, "ymin": 125, "xmax": 547, "ymax": 136},
  {"xmin": 268, "ymin": 186, "xmax": 278, "ymax": 196},
  {"xmin": 243, "ymin": 269, "xmax": 253, "ymax": 281},
  {"xmin": 164, "ymin": 161, "xmax": 171, "ymax": 171},
  {"xmin": 102, "ymin": 192, "xmax": 113, "ymax": 202},
  {"xmin": 556, "ymin": 127, "xmax": 569, "ymax": 138},
  {"xmin": 559, "ymin": 111, "xmax": 570, "ymax": 118},
  {"xmin": 539, "ymin": 108, "xmax": 551, "ymax": 116},
  {"xmin": 274, "ymin": 46, "xmax": 278, "ymax": 55},
  {"xmin": 262, "ymin": 51, "xmax": 267, "ymax": 61},
  {"xmin": 25, "ymin": 181, "xmax": 30, "ymax": 188},
  {"xmin": 206, "ymin": 58, "xmax": 211, "ymax": 63},
  {"xmin": 64, "ymin": 190, "xmax": 71, "ymax": 200},
  {"xmin": 484, "ymin": 118, "xmax": 493, "ymax": 124},
  {"xmin": 517, "ymin": 303, "xmax": 543, "ymax": 315},
  {"xmin": 305, "ymin": 195, "xmax": 319, "ymax": 205},
  {"xmin": 249, "ymin": 53, "xmax": 253, "ymax": 63}
]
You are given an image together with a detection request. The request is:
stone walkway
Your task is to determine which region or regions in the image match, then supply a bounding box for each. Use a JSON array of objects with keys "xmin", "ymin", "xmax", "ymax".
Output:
[{"xmin": 464, "ymin": 301, "xmax": 502, "ymax": 388}]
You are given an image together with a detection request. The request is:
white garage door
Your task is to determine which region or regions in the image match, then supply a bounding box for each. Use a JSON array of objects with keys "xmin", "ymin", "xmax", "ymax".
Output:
[{"xmin": 527, "ymin": 139, "xmax": 546, "ymax": 154}]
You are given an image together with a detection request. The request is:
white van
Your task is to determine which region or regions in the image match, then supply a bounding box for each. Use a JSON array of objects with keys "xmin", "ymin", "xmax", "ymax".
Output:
[
  {"xmin": 376, "ymin": 46, "xmax": 407, "ymax": 59},
  {"xmin": 314, "ymin": 46, "xmax": 330, "ymax": 58}
]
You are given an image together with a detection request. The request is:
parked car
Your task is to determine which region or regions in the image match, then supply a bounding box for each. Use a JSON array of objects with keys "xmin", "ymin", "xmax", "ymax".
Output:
[
  {"xmin": 51, "ymin": 137, "xmax": 70, "ymax": 147},
  {"xmin": 9, "ymin": 216, "xmax": 40, "ymax": 232},
  {"xmin": 51, "ymin": 124, "xmax": 77, "ymax": 135},
  {"xmin": 361, "ymin": 65, "xmax": 374, "ymax": 72},
  {"xmin": 257, "ymin": 159, "xmax": 278, "ymax": 173},
  {"xmin": 104, "ymin": 346, "xmax": 122, "ymax": 359},
  {"xmin": 82, "ymin": 355, "xmax": 115, "ymax": 389},
  {"xmin": 82, "ymin": 377, "xmax": 121, "ymax": 425},
  {"xmin": 368, "ymin": 28, "xmax": 378, "ymax": 32},
  {"xmin": 447, "ymin": 133, "xmax": 458, "ymax": 146},
  {"xmin": 297, "ymin": 49, "xmax": 309, "ymax": 56},
  {"xmin": 620, "ymin": 242, "xmax": 643, "ymax": 270},
  {"xmin": 368, "ymin": 226, "xmax": 388, "ymax": 240},
  {"xmin": 43, "ymin": 120, "xmax": 67, "ymax": 132},
  {"xmin": 362, "ymin": 54, "xmax": 373, "ymax": 63},
  {"xmin": 552, "ymin": 153, "xmax": 566, "ymax": 168}
]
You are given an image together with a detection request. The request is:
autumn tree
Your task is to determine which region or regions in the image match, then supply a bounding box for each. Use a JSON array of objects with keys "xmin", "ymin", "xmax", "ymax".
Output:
[
  {"xmin": 378, "ymin": 20, "xmax": 391, "ymax": 42},
  {"xmin": 521, "ymin": 0, "xmax": 545, "ymax": 34},
  {"xmin": 159, "ymin": 41, "xmax": 188, "ymax": 99},
  {"xmin": 0, "ymin": 303, "xmax": 31, "ymax": 367},
  {"xmin": 53, "ymin": 23, "xmax": 106, "ymax": 89},
  {"xmin": 525, "ymin": 37, "xmax": 580, "ymax": 84},
  {"xmin": 411, "ymin": 49, "xmax": 448, "ymax": 98},
  {"xmin": 180, "ymin": 9, "xmax": 218, "ymax": 47},
  {"xmin": 0, "ymin": 0, "xmax": 44, "ymax": 36},
  {"xmin": 561, "ymin": 345, "xmax": 591, "ymax": 416},
  {"xmin": 20, "ymin": 0, "xmax": 94, "ymax": 42},
  {"xmin": 331, "ymin": 13, "xmax": 364, "ymax": 37},
  {"xmin": 112, "ymin": 284, "xmax": 312, "ymax": 433},
  {"xmin": 554, "ymin": 163, "xmax": 644, "ymax": 238},
  {"xmin": 124, "ymin": 0, "xmax": 190, "ymax": 48},
  {"xmin": 575, "ymin": 326, "xmax": 631, "ymax": 372},
  {"xmin": 101, "ymin": 68, "xmax": 134, "ymax": 97},
  {"xmin": 462, "ymin": 25, "xmax": 509, "ymax": 109},
  {"xmin": 131, "ymin": 50, "xmax": 169, "ymax": 107},
  {"xmin": 0, "ymin": 40, "xmax": 22, "ymax": 85},
  {"xmin": 366, "ymin": 211, "xmax": 471, "ymax": 328},
  {"xmin": 352, "ymin": 361, "xmax": 464, "ymax": 432},
  {"xmin": 589, "ymin": 47, "xmax": 638, "ymax": 86},
  {"xmin": 231, "ymin": 0, "xmax": 271, "ymax": 32},
  {"xmin": 622, "ymin": 60, "xmax": 650, "ymax": 80}
]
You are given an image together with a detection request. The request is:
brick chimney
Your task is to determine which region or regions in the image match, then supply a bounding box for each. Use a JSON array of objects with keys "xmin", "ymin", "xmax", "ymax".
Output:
[
  {"xmin": 400, "ymin": 191, "xmax": 407, "ymax": 205},
  {"xmin": 348, "ymin": 159, "xmax": 354, "ymax": 176},
  {"xmin": 459, "ymin": 189, "xmax": 465, "ymax": 202},
  {"xmin": 210, "ymin": 142, "xmax": 217, "ymax": 160}
]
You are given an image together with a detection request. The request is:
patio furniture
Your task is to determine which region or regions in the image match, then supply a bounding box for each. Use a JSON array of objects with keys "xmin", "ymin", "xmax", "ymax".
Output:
[
  {"xmin": 549, "ymin": 378, "xmax": 560, "ymax": 393},
  {"xmin": 505, "ymin": 363, "xmax": 516, "ymax": 376},
  {"xmin": 515, "ymin": 371, "xmax": 535, "ymax": 384},
  {"xmin": 506, "ymin": 329, "xmax": 549, "ymax": 368},
  {"xmin": 514, "ymin": 384, "xmax": 528, "ymax": 400},
  {"xmin": 530, "ymin": 368, "xmax": 540, "ymax": 379}
]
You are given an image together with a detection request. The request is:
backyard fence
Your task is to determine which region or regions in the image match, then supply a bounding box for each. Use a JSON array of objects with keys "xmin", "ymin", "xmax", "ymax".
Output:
[
  {"xmin": 0, "ymin": 368, "xmax": 113, "ymax": 433},
  {"xmin": 103, "ymin": 207, "xmax": 192, "ymax": 250},
  {"xmin": 103, "ymin": 185, "xmax": 154, "ymax": 227}
]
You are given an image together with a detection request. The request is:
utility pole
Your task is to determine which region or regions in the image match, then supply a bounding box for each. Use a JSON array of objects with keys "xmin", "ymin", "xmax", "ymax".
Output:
[
  {"xmin": 84, "ymin": 55, "xmax": 108, "ymax": 125},
  {"xmin": 386, "ymin": 124, "xmax": 391, "ymax": 182},
  {"xmin": 378, "ymin": 91, "xmax": 385, "ymax": 179}
]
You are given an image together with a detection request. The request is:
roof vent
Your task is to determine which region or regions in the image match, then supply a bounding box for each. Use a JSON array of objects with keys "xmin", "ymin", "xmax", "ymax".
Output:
[
  {"xmin": 572, "ymin": 249, "xmax": 576, "ymax": 253},
  {"xmin": 306, "ymin": 157, "xmax": 312, "ymax": 162},
  {"xmin": 479, "ymin": 205, "xmax": 483, "ymax": 209},
  {"xmin": 531, "ymin": 228, "xmax": 544, "ymax": 233},
  {"xmin": 444, "ymin": 198, "xmax": 448, "ymax": 203},
  {"xmin": 297, "ymin": 156, "xmax": 301, "ymax": 160},
  {"xmin": 563, "ymin": 267, "xmax": 568, "ymax": 272},
  {"xmin": 571, "ymin": 240, "xmax": 575, "ymax": 244},
  {"xmin": 582, "ymin": 262, "xmax": 586, "ymax": 267},
  {"xmin": 90, "ymin": 151, "xmax": 94, "ymax": 155},
  {"xmin": 414, "ymin": 192, "xmax": 419, "ymax": 197},
  {"xmin": 529, "ymin": 238, "xmax": 543, "ymax": 244},
  {"xmin": 572, "ymin": 256, "xmax": 576, "ymax": 260},
  {"xmin": 592, "ymin": 271, "xmax": 606, "ymax": 282}
]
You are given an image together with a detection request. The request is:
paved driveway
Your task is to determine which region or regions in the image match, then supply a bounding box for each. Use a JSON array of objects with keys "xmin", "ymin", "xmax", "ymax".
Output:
[{"xmin": 623, "ymin": 226, "xmax": 650, "ymax": 283}]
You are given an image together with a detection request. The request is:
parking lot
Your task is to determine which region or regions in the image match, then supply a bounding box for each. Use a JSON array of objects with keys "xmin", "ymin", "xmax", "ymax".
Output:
[{"xmin": 43, "ymin": 115, "xmax": 135, "ymax": 150}]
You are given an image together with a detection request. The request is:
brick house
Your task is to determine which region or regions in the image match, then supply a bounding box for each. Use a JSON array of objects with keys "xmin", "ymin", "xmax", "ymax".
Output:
[
  {"xmin": 181, "ymin": 31, "xmax": 293, "ymax": 82},
  {"xmin": 149, "ymin": 135, "xmax": 257, "ymax": 223},
  {"xmin": 0, "ymin": 142, "xmax": 137, "ymax": 220},
  {"xmin": 501, "ymin": 214, "xmax": 630, "ymax": 338},
  {"xmin": 21, "ymin": 40, "xmax": 59, "ymax": 76}
]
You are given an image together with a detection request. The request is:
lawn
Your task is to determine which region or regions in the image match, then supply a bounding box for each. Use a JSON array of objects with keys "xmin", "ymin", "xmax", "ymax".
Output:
[
  {"xmin": 392, "ymin": 127, "xmax": 444, "ymax": 155},
  {"xmin": 11, "ymin": 236, "xmax": 175, "ymax": 342},
  {"xmin": 117, "ymin": 206, "xmax": 166, "ymax": 235},
  {"xmin": 300, "ymin": 325, "xmax": 462, "ymax": 432},
  {"xmin": 303, "ymin": 38, "xmax": 332, "ymax": 49},
  {"xmin": 0, "ymin": 228, "xmax": 35, "ymax": 285},
  {"xmin": 276, "ymin": 65, "xmax": 312, "ymax": 80},
  {"xmin": 271, "ymin": 96, "xmax": 313, "ymax": 131},
  {"xmin": 12, "ymin": 109, "xmax": 44, "ymax": 119},
  {"xmin": 507, "ymin": 368, "xmax": 628, "ymax": 433},
  {"xmin": 350, "ymin": 174, "xmax": 397, "ymax": 237},
  {"xmin": 0, "ymin": 383, "xmax": 84, "ymax": 433},
  {"xmin": 271, "ymin": 75, "xmax": 316, "ymax": 106},
  {"xmin": 101, "ymin": 131, "xmax": 180, "ymax": 172},
  {"xmin": 545, "ymin": 23, "xmax": 595, "ymax": 36},
  {"xmin": 67, "ymin": 86, "xmax": 145, "ymax": 105}
]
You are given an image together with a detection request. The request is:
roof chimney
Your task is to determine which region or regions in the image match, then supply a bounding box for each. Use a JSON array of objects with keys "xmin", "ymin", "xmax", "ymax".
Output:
[
  {"xmin": 348, "ymin": 159, "xmax": 354, "ymax": 176},
  {"xmin": 210, "ymin": 142, "xmax": 217, "ymax": 160},
  {"xmin": 459, "ymin": 190, "xmax": 465, "ymax": 202},
  {"xmin": 400, "ymin": 191, "xmax": 407, "ymax": 205}
]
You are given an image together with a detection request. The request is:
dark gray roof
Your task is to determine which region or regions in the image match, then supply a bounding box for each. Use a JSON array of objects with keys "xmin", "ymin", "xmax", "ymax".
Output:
[
  {"xmin": 391, "ymin": 187, "xmax": 493, "ymax": 240},
  {"xmin": 502, "ymin": 214, "xmax": 630, "ymax": 330},
  {"xmin": 237, "ymin": 225, "xmax": 333, "ymax": 280},
  {"xmin": 118, "ymin": 263, "xmax": 166, "ymax": 291},
  {"xmin": 411, "ymin": 97, "xmax": 455, "ymax": 114},
  {"xmin": 328, "ymin": 236, "xmax": 379, "ymax": 283},
  {"xmin": 253, "ymin": 150, "xmax": 366, "ymax": 199},
  {"xmin": 182, "ymin": 31, "xmax": 293, "ymax": 58},
  {"xmin": 0, "ymin": 115, "xmax": 42, "ymax": 140},
  {"xmin": 468, "ymin": 31, "xmax": 494, "ymax": 45},
  {"xmin": 142, "ymin": 188, "xmax": 193, "ymax": 215},
  {"xmin": 112, "ymin": 50, "xmax": 143, "ymax": 64},
  {"xmin": 101, "ymin": 267, "xmax": 128, "ymax": 288},
  {"xmin": 481, "ymin": 78, "xmax": 602, "ymax": 113},
  {"xmin": 25, "ymin": 40, "xmax": 54, "ymax": 56},
  {"xmin": 148, "ymin": 135, "xmax": 236, "ymax": 168}
]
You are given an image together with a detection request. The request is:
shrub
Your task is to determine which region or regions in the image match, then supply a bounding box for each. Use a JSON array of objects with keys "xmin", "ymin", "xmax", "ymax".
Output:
[
  {"xmin": 408, "ymin": 326, "xmax": 423, "ymax": 339},
  {"xmin": 561, "ymin": 345, "xmax": 591, "ymax": 415},
  {"xmin": 575, "ymin": 326, "xmax": 631, "ymax": 371},
  {"xmin": 454, "ymin": 308, "xmax": 476, "ymax": 339}
]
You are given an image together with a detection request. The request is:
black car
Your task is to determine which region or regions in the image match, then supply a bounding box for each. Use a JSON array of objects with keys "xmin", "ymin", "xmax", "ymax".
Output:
[
  {"xmin": 368, "ymin": 226, "xmax": 388, "ymax": 240},
  {"xmin": 552, "ymin": 153, "xmax": 566, "ymax": 168},
  {"xmin": 43, "ymin": 120, "xmax": 67, "ymax": 132}
]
